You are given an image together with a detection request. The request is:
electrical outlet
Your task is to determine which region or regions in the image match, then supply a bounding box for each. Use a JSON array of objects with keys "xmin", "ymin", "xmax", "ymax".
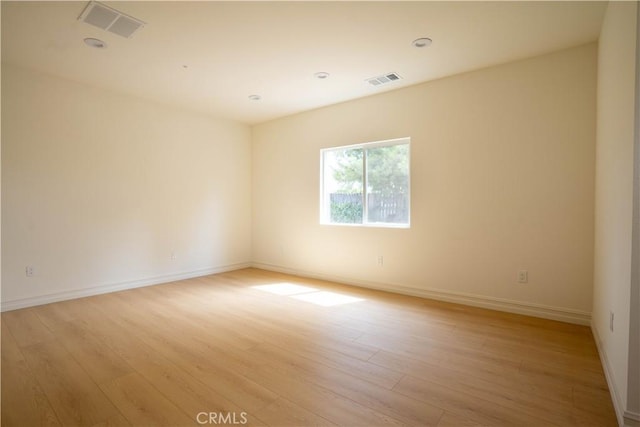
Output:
[
  {"xmin": 377, "ymin": 255, "xmax": 384, "ymax": 266},
  {"xmin": 610, "ymin": 311, "xmax": 614, "ymax": 332},
  {"xmin": 25, "ymin": 266, "xmax": 35, "ymax": 277},
  {"xmin": 171, "ymin": 251, "xmax": 176, "ymax": 260},
  {"xmin": 517, "ymin": 270, "xmax": 528, "ymax": 283}
]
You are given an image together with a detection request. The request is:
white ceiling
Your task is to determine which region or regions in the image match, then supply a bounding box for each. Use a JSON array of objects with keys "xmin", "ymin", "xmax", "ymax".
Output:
[{"xmin": 2, "ymin": 1, "xmax": 607, "ymax": 125}]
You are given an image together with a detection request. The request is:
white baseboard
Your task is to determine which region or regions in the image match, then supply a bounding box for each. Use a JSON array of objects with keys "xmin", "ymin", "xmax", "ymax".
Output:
[
  {"xmin": 2, "ymin": 260, "xmax": 592, "ymax": 325},
  {"xmin": 592, "ymin": 324, "xmax": 624, "ymax": 426},
  {"xmin": 0, "ymin": 262, "xmax": 251, "ymax": 312},
  {"xmin": 592, "ymin": 324, "xmax": 639, "ymax": 427},
  {"xmin": 251, "ymin": 262, "xmax": 591, "ymax": 325},
  {"xmin": 624, "ymin": 411, "xmax": 640, "ymax": 427}
]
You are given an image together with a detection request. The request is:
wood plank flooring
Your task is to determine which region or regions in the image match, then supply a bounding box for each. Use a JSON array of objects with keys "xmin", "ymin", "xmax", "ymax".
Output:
[{"xmin": 1, "ymin": 268, "xmax": 617, "ymax": 426}]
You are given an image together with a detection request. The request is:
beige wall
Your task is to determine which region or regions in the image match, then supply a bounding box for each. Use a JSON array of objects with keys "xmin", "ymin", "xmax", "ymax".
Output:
[
  {"xmin": 1, "ymin": 64, "xmax": 252, "ymax": 309},
  {"xmin": 252, "ymin": 44, "xmax": 597, "ymax": 323},
  {"xmin": 593, "ymin": 1, "xmax": 639, "ymax": 425}
]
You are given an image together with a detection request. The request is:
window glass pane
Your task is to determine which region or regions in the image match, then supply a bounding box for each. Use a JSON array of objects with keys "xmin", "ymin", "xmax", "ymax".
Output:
[
  {"xmin": 366, "ymin": 144, "xmax": 409, "ymax": 224},
  {"xmin": 321, "ymin": 138, "xmax": 409, "ymax": 227},
  {"xmin": 323, "ymin": 148, "xmax": 363, "ymax": 224}
]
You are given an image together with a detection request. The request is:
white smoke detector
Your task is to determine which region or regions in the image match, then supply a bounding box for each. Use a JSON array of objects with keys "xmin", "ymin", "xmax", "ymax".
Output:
[
  {"xmin": 83, "ymin": 37, "xmax": 107, "ymax": 49},
  {"xmin": 78, "ymin": 1, "xmax": 145, "ymax": 39}
]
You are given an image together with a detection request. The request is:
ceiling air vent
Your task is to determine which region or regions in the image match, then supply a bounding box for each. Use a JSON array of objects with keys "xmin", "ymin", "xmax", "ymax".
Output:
[
  {"xmin": 366, "ymin": 72, "xmax": 402, "ymax": 87},
  {"xmin": 78, "ymin": 1, "xmax": 145, "ymax": 38}
]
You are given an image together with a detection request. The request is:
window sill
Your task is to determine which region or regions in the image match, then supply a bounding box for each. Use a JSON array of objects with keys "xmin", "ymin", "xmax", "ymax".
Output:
[{"xmin": 320, "ymin": 222, "xmax": 410, "ymax": 229}]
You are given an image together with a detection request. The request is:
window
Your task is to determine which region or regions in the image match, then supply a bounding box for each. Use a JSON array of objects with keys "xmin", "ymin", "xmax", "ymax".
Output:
[{"xmin": 321, "ymin": 137, "xmax": 410, "ymax": 227}]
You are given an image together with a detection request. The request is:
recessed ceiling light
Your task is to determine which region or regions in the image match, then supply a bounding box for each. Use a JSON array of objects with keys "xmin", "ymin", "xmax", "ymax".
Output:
[
  {"xmin": 83, "ymin": 37, "xmax": 107, "ymax": 49},
  {"xmin": 314, "ymin": 72, "xmax": 330, "ymax": 80},
  {"xmin": 248, "ymin": 95, "xmax": 261, "ymax": 101},
  {"xmin": 412, "ymin": 37, "xmax": 432, "ymax": 48}
]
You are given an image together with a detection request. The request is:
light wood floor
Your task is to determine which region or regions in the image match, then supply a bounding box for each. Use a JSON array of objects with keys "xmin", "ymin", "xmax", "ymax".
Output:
[{"xmin": 2, "ymin": 268, "xmax": 617, "ymax": 426}]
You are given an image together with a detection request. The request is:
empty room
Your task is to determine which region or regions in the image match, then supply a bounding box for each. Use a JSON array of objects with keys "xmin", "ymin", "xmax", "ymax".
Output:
[{"xmin": 1, "ymin": 1, "xmax": 638, "ymax": 426}]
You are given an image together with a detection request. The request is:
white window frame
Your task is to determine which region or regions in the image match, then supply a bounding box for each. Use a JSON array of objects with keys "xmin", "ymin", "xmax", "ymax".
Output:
[{"xmin": 320, "ymin": 137, "xmax": 411, "ymax": 228}]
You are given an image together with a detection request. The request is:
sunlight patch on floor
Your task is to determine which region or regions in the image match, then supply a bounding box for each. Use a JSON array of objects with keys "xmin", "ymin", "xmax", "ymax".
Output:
[
  {"xmin": 252, "ymin": 282, "xmax": 365, "ymax": 306},
  {"xmin": 252, "ymin": 283, "xmax": 318, "ymax": 295},
  {"xmin": 291, "ymin": 291, "xmax": 364, "ymax": 307}
]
